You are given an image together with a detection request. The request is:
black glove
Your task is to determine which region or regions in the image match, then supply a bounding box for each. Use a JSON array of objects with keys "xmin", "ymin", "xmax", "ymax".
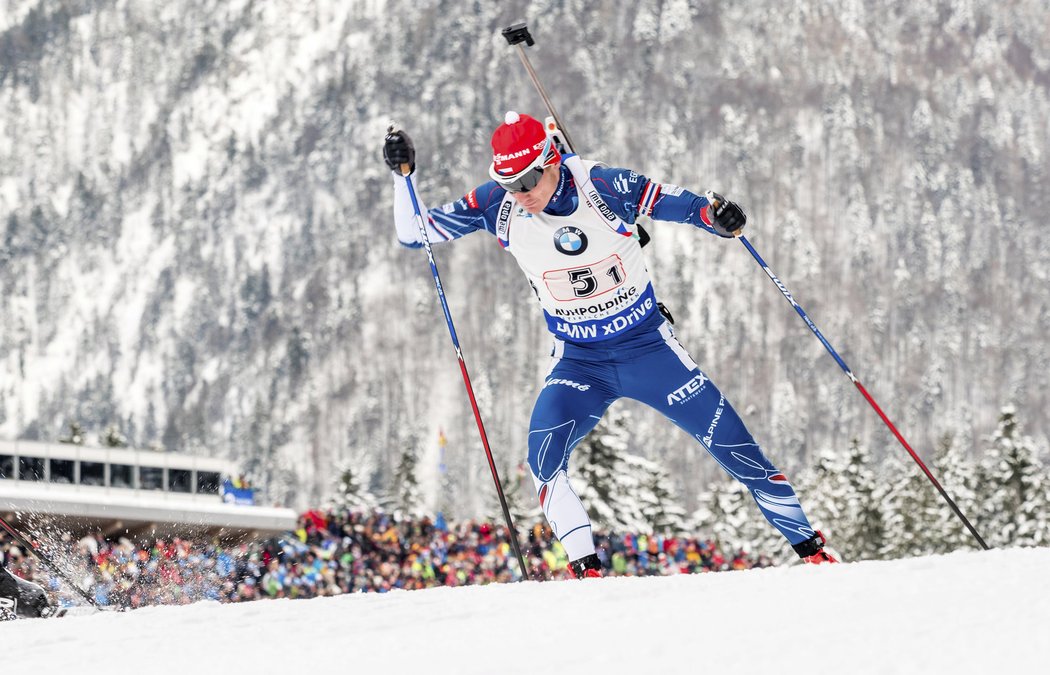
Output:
[
  {"xmin": 705, "ymin": 191, "xmax": 747, "ymax": 238},
  {"xmin": 383, "ymin": 127, "xmax": 415, "ymax": 175}
]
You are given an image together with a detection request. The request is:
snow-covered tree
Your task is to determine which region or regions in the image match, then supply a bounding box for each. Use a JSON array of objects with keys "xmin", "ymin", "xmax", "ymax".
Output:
[
  {"xmin": 840, "ymin": 439, "xmax": 885, "ymax": 560},
  {"xmin": 269, "ymin": 458, "xmax": 300, "ymax": 509},
  {"xmin": 502, "ymin": 461, "xmax": 542, "ymax": 526},
  {"xmin": 59, "ymin": 421, "xmax": 85, "ymax": 445},
  {"xmin": 102, "ymin": 424, "xmax": 128, "ymax": 448},
  {"xmin": 636, "ymin": 459, "xmax": 681, "ymax": 535},
  {"xmin": 692, "ymin": 475, "xmax": 751, "ymax": 550},
  {"xmin": 571, "ymin": 408, "xmax": 656, "ymax": 532},
  {"xmin": 929, "ymin": 432, "xmax": 982, "ymax": 553},
  {"xmin": 693, "ymin": 468, "xmax": 798, "ymax": 558},
  {"xmin": 332, "ymin": 461, "xmax": 379, "ymax": 513},
  {"xmin": 632, "ymin": 454, "xmax": 687, "ymax": 535},
  {"xmin": 879, "ymin": 452, "xmax": 942, "ymax": 560},
  {"xmin": 795, "ymin": 448, "xmax": 849, "ymax": 544},
  {"xmin": 385, "ymin": 435, "xmax": 427, "ymax": 517},
  {"xmin": 977, "ymin": 406, "xmax": 1049, "ymax": 548}
]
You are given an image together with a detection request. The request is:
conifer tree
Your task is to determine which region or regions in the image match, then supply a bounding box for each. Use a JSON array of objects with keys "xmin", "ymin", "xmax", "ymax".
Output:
[
  {"xmin": 694, "ymin": 471, "xmax": 800, "ymax": 558},
  {"xmin": 386, "ymin": 433, "xmax": 426, "ymax": 517},
  {"xmin": 333, "ymin": 460, "xmax": 378, "ymax": 512},
  {"xmin": 571, "ymin": 408, "xmax": 648, "ymax": 532},
  {"xmin": 502, "ymin": 461, "xmax": 542, "ymax": 526},
  {"xmin": 978, "ymin": 406, "xmax": 1049, "ymax": 547},
  {"xmin": 841, "ymin": 439, "xmax": 885, "ymax": 560},
  {"xmin": 930, "ymin": 432, "xmax": 981, "ymax": 553},
  {"xmin": 102, "ymin": 424, "xmax": 128, "ymax": 448},
  {"xmin": 879, "ymin": 453, "xmax": 939, "ymax": 560},
  {"xmin": 692, "ymin": 475, "xmax": 748, "ymax": 548},
  {"xmin": 59, "ymin": 421, "xmax": 85, "ymax": 445},
  {"xmin": 269, "ymin": 459, "xmax": 299, "ymax": 508},
  {"xmin": 632, "ymin": 455, "xmax": 687, "ymax": 535},
  {"xmin": 796, "ymin": 448, "xmax": 849, "ymax": 545}
]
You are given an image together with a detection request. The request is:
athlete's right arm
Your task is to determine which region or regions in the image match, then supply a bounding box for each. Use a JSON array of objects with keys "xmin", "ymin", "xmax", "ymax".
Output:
[
  {"xmin": 392, "ymin": 174, "xmax": 504, "ymax": 248},
  {"xmin": 384, "ymin": 128, "xmax": 506, "ymax": 248}
]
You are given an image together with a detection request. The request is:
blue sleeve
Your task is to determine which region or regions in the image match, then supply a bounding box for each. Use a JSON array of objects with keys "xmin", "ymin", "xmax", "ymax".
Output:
[
  {"xmin": 428, "ymin": 181, "xmax": 506, "ymax": 239},
  {"xmin": 588, "ymin": 165, "xmax": 719, "ymax": 236},
  {"xmin": 395, "ymin": 177, "xmax": 508, "ymax": 249}
]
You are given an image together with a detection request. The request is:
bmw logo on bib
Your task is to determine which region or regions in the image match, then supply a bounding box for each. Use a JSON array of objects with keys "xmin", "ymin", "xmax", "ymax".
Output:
[{"xmin": 553, "ymin": 226, "xmax": 587, "ymax": 256}]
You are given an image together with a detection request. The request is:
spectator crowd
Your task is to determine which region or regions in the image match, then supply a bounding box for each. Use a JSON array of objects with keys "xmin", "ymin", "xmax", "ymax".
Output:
[{"xmin": 1, "ymin": 509, "xmax": 773, "ymax": 612}]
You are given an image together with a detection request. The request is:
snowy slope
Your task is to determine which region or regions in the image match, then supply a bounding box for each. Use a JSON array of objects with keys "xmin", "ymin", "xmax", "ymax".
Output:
[
  {"xmin": 2, "ymin": 1, "xmax": 1049, "ymax": 514},
  {"xmin": 6, "ymin": 548, "xmax": 1048, "ymax": 674}
]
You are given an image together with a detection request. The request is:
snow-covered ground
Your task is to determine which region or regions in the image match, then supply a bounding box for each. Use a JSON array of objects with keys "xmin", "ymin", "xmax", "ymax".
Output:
[{"xmin": 6, "ymin": 547, "xmax": 1049, "ymax": 674}]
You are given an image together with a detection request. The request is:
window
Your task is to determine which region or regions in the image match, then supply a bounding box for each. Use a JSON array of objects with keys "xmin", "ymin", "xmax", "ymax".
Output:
[
  {"xmin": 168, "ymin": 468, "xmax": 192, "ymax": 493},
  {"xmin": 19, "ymin": 456, "xmax": 45, "ymax": 481},
  {"xmin": 80, "ymin": 462, "xmax": 105, "ymax": 487},
  {"xmin": 0, "ymin": 455, "xmax": 13, "ymax": 479},
  {"xmin": 110, "ymin": 464, "xmax": 134, "ymax": 488},
  {"xmin": 139, "ymin": 466, "xmax": 164, "ymax": 491},
  {"xmin": 197, "ymin": 471, "xmax": 220, "ymax": 495},
  {"xmin": 49, "ymin": 459, "xmax": 75, "ymax": 484}
]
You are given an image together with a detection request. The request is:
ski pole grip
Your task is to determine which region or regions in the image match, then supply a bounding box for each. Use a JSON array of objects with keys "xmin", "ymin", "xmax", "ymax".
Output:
[
  {"xmin": 386, "ymin": 124, "xmax": 413, "ymax": 177},
  {"xmin": 703, "ymin": 190, "xmax": 728, "ymax": 236},
  {"xmin": 502, "ymin": 23, "xmax": 534, "ymax": 46},
  {"xmin": 705, "ymin": 190, "xmax": 745, "ymax": 238}
]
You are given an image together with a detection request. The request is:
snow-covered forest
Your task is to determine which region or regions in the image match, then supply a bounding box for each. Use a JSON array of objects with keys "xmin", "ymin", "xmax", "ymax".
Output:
[
  {"xmin": 1, "ymin": 1, "xmax": 1048, "ymax": 516},
  {"xmin": 693, "ymin": 405, "xmax": 1048, "ymax": 558}
]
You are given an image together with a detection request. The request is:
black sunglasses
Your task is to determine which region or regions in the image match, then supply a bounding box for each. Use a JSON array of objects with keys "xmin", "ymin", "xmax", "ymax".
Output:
[{"xmin": 502, "ymin": 167, "xmax": 546, "ymax": 194}]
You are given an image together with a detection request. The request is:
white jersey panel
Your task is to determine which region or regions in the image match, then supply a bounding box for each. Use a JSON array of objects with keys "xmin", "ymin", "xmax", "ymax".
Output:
[{"xmin": 502, "ymin": 159, "xmax": 658, "ymax": 343}]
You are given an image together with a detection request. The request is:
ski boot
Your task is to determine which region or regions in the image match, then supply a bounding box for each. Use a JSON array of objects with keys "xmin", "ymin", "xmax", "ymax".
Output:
[
  {"xmin": 793, "ymin": 531, "xmax": 838, "ymax": 564},
  {"xmin": 567, "ymin": 554, "xmax": 603, "ymax": 579}
]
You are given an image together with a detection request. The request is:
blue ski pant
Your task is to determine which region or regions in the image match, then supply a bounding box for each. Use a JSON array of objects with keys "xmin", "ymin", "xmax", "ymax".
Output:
[{"xmin": 527, "ymin": 319, "xmax": 816, "ymax": 560}]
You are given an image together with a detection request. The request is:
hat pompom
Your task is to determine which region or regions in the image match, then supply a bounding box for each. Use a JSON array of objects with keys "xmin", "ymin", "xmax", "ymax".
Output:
[{"xmin": 504, "ymin": 110, "xmax": 520, "ymax": 125}]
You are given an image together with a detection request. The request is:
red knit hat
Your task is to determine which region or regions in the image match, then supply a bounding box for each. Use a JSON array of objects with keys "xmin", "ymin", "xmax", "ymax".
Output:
[{"xmin": 489, "ymin": 111, "xmax": 561, "ymax": 179}]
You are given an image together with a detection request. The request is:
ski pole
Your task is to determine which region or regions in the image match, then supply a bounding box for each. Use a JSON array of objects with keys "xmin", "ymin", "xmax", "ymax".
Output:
[
  {"xmin": 730, "ymin": 228, "xmax": 989, "ymax": 550},
  {"xmin": 0, "ymin": 514, "xmax": 103, "ymax": 609},
  {"xmin": 500, "ymin": 22, "xmax": 989, "ymax": 552},
  {"xmin": 392, "ymin": 139, "xmax": 531, "ymax": 580}
]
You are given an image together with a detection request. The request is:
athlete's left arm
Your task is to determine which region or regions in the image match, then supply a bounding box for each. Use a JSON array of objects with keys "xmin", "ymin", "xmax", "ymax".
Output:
[{"xmin": 588, "ymin": 165, "xmax": 720, "ymax": 236}]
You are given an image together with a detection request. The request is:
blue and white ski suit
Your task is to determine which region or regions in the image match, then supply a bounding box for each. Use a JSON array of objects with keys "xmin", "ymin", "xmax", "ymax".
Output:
[{"xmin": 392, "ymin": 155, "xmax": 817, "ymax": 561}]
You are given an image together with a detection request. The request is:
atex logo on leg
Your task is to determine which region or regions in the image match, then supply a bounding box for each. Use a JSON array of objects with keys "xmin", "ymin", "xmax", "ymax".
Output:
[{"xmin": 666, "ymin": 372, "xmax": 708, "ymax": 405}]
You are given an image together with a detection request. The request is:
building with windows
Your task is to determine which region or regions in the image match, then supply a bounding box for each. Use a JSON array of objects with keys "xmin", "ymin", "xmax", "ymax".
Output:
[{"xmin": 0, "ymin": 440, "xmax": 297, "ymax": 539}]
